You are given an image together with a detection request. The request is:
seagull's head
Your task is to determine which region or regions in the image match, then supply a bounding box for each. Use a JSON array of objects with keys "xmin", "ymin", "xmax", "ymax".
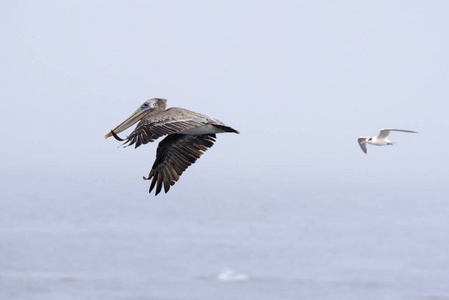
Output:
[
  {"xmin": 361, "ymin": 137, "xmax": 372, "ymax": 144},
  {"xmin": 105, "ymin": 98, "xmax": 167, "ymax": 139}
]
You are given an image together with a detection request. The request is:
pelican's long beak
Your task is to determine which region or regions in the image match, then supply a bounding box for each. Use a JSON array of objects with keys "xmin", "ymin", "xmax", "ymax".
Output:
[
  {"xmin": 360, "ymin": 140, "xmax": 368, "ymax": 144},
  {"xmin": 105, "ymin": 106, "xmax": 154, "ymax": 139}
]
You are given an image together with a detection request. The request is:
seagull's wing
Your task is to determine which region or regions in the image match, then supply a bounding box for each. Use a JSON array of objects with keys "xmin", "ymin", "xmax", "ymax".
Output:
[
  {"xmin": 378, "ymin": 129, "xmax": 391, "ymax": 139},
  {"xmin": 358, "ymin": 137, "xmax": 368, "ymax": 154},
  {"xmin": 378, "ymin": 128, "xmax": 417, "ymax": 139},
  {"xmin": 144, "ymin": 134, "xmax": 216, "ymax": 195}
]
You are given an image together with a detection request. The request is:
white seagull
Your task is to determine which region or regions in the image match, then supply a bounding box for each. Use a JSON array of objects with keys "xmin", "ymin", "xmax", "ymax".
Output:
[{"xmin": 358, "ymin": 129, "xmax": 417, "ymax": 154}]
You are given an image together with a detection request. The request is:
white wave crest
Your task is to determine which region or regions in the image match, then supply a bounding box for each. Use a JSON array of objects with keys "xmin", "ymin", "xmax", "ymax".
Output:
[{"xmin": 217, "ymin": 269, "xmax": 249, "ymax": 282}]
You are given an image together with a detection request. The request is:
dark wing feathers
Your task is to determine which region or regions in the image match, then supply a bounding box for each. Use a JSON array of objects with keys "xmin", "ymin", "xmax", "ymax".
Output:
[
  {"xmin": 126, "ymin": 119, "xmax": 201, "ymax": 148},
  {"xmin": 143, "ymin": 134, "xmax": 216, "ymax": 195}
]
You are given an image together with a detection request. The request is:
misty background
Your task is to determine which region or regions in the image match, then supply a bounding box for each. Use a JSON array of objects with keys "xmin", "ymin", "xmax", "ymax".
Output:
[{"xmin": 1, "ymin": 1, "xmax": 448, "ymax": 299}]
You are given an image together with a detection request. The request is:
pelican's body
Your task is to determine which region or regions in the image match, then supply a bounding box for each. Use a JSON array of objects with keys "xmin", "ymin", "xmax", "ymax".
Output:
[
  {"xmin": 358, "ymin": 128, "xmax": 417, "ymax": 154},
  {"xmin": 105, "ymin": 98, "xmax": 239, "ymax": 195}
]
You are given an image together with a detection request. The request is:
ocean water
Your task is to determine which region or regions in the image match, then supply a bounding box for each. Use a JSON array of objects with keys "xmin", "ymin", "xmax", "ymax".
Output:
[{"xmin": 1, "ymin": 177, "xmax": 449, "ymax": 300}]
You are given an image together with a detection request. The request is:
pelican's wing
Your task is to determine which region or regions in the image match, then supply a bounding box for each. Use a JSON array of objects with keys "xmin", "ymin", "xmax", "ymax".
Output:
[
  {"xmin": 358, "ymin": 137, "xmax": 368, "ymax": 154},
  {"xmin": 125, "ymin": 108, "xmax": 208, "ymax": 148},
  {"xmin": 144, "ymin": 134, "xmax": 216, "ymax": 195},
  {"xmin": 378, "ymin": 128, "xmax": 417, "ymax": 139}
]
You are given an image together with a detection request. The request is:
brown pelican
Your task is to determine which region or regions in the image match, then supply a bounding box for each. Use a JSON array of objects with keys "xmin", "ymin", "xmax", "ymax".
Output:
[
  {"xmin": 105, "ymin": 98, "xmax": 239, "ymax": 195},
  {"xmin": 358, "ymin": 128, "xmax": 417, "ymax": 154}
]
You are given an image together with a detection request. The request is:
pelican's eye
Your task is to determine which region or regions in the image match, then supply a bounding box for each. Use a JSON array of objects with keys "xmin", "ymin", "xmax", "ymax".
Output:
[{"xmin": 141, "ymin": 103, "xmax": 149, "ymax": 109}]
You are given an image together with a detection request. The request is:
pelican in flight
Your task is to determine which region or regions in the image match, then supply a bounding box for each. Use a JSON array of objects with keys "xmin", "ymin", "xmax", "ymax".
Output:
[
  {"xmin": 358, "ymin": 129, "xmax": 417, "ymax": 154},
  {"xmin": 105, "ymin": 98, "xmax": 239, "ymax": 195}
]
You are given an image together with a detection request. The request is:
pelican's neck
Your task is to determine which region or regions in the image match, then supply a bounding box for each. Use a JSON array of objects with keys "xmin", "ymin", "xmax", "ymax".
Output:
[{"xmin": 154, "ymin": 98, "xmax": 167, "ymax": 111}]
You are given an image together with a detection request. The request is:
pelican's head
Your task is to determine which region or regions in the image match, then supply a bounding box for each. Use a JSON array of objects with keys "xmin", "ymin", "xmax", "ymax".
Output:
[{"xmin": 105, "ymin": 98, "xmax": 167, "ymax": 138}]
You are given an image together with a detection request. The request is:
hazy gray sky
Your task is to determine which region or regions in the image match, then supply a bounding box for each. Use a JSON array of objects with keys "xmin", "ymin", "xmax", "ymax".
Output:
[{"xmin": 1, "ymin": 1, "xmax": 448, "ymax": 200}]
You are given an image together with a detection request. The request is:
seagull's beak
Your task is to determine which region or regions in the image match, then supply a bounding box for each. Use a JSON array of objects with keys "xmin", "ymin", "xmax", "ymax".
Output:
[
  {"xmin": 360, "ymin": 140, "xmax": 368, "ymax": 144},
  {"xmin": 105, "ymin": 105, "xmax": 154, "ymax": 139}
]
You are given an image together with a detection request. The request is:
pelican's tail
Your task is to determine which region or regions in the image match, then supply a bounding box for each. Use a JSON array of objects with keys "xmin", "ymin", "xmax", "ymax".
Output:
[{"xmin": 213, "ymin": 125, "xmax": 240, "ymax": 134}]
